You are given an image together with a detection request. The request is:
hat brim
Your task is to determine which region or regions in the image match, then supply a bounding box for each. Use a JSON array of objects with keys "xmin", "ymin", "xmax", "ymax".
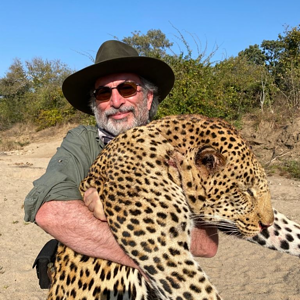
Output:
[{"xmin": 62, "ymin": 56, "xmax": 174, "ymax": 115}]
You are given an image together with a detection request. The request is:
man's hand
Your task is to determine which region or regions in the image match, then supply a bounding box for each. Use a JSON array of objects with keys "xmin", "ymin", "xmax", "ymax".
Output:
[{"xmin": 83, "ymin": 188, "xmax": 107, "ymax": 221}]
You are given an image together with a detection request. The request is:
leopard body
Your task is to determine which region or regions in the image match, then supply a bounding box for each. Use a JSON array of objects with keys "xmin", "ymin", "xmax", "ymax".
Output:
[{"xmin": 48, "ymin": 114, "xmax": 278, "ymax": 300}]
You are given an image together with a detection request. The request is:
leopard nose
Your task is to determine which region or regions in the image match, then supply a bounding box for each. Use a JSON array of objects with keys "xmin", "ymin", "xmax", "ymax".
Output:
[{"xmin": 259, "ymin": 221, "xmax": 272, "ymax": 231}]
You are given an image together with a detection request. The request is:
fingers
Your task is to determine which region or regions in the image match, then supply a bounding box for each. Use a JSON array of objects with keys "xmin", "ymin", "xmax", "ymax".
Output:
[{"xmin": 83, "ymin": 188, "xmax": 107, "ymax": 221}]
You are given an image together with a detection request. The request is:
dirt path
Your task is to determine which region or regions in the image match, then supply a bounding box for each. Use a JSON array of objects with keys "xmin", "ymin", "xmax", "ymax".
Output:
[{"xmin": 0, "ymin": 131, "xmax": 299, "ymax": 300}]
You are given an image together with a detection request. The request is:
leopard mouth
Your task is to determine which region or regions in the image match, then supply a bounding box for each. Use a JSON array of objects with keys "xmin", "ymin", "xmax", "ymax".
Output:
[
  {"xmin": 259, "ymin": 221, "xmax": 272, "ymax": 231},
  {"xmin": 216, "ymin": 219, "xmax": 266, "ymax": 238}
]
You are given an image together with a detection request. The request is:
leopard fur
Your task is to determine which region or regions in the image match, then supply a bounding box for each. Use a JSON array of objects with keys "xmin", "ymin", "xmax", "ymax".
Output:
[
  {"xmin": 47, "ymin": 114, "xmax": 276, "ymax": 300},
  {"xmin": 249, "ymin": 209, "xmax": 300, "ymax": 256}
]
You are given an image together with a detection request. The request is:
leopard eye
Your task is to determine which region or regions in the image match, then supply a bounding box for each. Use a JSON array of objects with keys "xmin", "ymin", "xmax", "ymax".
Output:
[{"xmin": 246, "ymin": 188, "xmax": 254, "ymax": 197}]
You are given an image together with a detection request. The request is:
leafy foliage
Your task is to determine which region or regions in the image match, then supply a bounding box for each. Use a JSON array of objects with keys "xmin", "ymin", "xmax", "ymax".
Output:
[
  {"xmin": 240, "ymin": 25, "xmax": 300, "ymax": 110},
  {"xmin": 122, "ymin": 29, "xmax": 173, "ymax": 58},
  {"xmin": 158, "ymin": 54, "xmax": 215, "ymax": 118},
  {"xmin": 0, "ymin": 58, "xmax": 81, "ymax": 130}
]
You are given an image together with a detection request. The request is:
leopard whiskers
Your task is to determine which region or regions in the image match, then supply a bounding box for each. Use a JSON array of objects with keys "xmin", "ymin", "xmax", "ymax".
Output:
[{"xmin": 189, "ymin": 213, "xmax": 242, "ymax": 237}]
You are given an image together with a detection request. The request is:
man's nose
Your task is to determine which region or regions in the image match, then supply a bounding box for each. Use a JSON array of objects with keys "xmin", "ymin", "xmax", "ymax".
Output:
[{"xmin": 110, "ymin": 89, "xmax": 125, "ymax": 107}]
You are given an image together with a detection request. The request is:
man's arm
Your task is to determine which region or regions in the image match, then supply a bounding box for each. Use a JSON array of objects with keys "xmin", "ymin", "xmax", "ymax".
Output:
[{"xmin": 35, "ymin": 200, "xmax": 138, "ymax": 268}]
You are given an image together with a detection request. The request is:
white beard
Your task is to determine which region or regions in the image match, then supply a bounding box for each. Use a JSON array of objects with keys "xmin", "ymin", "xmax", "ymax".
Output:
[{"xmin": 93, "ymin": 97, "xmax": 149, "ymax": 136}]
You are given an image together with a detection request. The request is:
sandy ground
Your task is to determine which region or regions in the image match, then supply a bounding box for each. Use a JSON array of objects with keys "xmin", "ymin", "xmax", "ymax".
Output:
[{"xmin": 0, "ymin": 131, "xmax": 299, "ymax": 300}]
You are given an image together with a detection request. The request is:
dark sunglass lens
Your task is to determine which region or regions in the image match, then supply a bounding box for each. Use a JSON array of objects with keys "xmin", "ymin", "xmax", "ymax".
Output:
[
  {"xmin": 94, "ymin": 82, "xmax": 139, "ymax": 101},
  {"xmin": 95, "ymin": 87, "xmax": 111, "ymax": 101},
  {"xmin": 118, "ymin": 82, "xmax": 137, "ymax": 97}
]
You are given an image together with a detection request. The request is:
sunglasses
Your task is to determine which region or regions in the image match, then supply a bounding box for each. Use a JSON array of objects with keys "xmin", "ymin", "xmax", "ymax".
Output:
[{"xmin": 93, "ymin": 81, "xmax": 142, "ymax": 102}]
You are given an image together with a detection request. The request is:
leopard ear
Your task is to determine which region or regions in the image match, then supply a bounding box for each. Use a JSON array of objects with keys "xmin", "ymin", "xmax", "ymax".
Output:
[{"xmin": 195, "ymin": 146, "xmax": 226, "ymax": 176}]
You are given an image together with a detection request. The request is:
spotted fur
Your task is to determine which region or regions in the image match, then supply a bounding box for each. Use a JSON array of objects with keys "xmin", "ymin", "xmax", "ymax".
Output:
[
  {"xmin": 48, "ymin": 114, "xmax": 277, "ymax": 300},
  {"xmin": 249, "ymin": 209, "xmax": 300, "ymax": 256}
]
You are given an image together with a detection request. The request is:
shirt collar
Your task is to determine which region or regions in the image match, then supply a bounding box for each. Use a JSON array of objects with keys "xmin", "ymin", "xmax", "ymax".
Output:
[{"xmin": 97, "ymin": 127, "xmax": 115, "ymax": 145}]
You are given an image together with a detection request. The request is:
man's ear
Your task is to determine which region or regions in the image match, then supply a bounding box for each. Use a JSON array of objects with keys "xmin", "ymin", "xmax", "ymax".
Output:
[
  {"xmin": 195, "ymin": 146, "xmax": 226, "ymax": 176},
  {"xmin": 147, "ymin": 91, "xmax": 153, "ymax": 111}
]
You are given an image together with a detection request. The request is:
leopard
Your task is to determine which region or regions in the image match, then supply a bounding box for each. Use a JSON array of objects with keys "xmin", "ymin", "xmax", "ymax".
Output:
[{"xmin": 47, "ymin": 114, "xmax": 281, "ymax": 300}]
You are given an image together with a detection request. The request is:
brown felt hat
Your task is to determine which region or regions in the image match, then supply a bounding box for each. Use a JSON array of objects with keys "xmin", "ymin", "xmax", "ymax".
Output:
[{"xmin": 62, "ymin": 40, "xmax": 175, "ymax": 115}]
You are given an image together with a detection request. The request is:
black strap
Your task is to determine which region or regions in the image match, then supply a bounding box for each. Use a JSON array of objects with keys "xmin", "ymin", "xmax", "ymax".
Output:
[{"xmin": 33, "ymin": 239, "xmax": 58, "ymax": 289}]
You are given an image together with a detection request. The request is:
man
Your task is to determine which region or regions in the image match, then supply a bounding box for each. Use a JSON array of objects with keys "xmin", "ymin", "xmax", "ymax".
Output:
[{"xmin": 24, "ymin": 40, "xmax": 219, "ymax": 273}]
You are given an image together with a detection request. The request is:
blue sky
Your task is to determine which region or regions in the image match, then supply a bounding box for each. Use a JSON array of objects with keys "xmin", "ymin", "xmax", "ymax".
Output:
[{"xmin": 1, "ymin": 0, "xmax": 299, "ymax": 77}]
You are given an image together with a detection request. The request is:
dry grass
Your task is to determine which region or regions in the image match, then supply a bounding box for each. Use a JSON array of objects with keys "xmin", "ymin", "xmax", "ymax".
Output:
[
  {"xmin": 0, "ymin": 122, "xmax": 76, "ymax": 151},
  {"xmin": 0, "ymin": 123, "xmax": 35, "ymax": 151}
]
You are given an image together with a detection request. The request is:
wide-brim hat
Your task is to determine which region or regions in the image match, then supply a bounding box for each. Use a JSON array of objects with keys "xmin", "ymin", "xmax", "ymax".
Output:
[{"xmin": 62, "ymin": 40, "xmax": 175, "ymax": 115}]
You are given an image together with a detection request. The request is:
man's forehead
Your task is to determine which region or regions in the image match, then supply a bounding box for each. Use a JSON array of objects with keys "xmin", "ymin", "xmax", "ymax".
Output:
[{"xmin": 95, "ymin": 73, "xmax": 141, "ymax": 87}]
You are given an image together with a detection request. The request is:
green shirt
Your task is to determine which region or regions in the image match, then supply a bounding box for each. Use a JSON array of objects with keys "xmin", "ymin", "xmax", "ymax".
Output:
[{"xmin": 24, "ymin": 125, "xmax": 104, "ymax": 222}]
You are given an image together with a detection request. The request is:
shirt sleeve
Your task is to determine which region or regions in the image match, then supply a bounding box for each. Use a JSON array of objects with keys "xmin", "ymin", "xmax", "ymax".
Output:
[{"xmin": 24, "ymin": 125, "xmax": 102, "ymax": 222}]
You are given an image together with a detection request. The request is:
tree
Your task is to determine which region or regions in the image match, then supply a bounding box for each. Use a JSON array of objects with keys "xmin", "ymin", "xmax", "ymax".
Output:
[
  {"xmin": 0, "ymin": 59, "xmax": 29, "ymax": 98},
  {"xmin": 239, "ymin": 25, "xmax": 300, "ymax": 111},
  {"xmin": 0, "ymin": 59, "xmax": 30, "ymax": 128},
  {"xmin": 0, "ymin": 58, "xmax": 75, "ymax": 130},
  {"xmin": 122, "ymin": 29, "xmax": 173, "ymax": 58},
  {"xmin": 276, "ymin": 25, "xmax": 300, "ymax": 108},
  {"xmin": 279, "ymin": 25, "xmax": 300, "ymax": 62},
  {"xmin": 25, "ymin": 58, "xmax": 70, "ymax": 90},
  {"xmin": 238, "ymin": 44, "xmax": 266, "ymax": 66},
  {"xmin": 212, "ymin": 55, "xmax": 276, "ymax": 116},
  {"xmin": 261, "ymin": 39, "xmax": 284, "ymax": 70}
]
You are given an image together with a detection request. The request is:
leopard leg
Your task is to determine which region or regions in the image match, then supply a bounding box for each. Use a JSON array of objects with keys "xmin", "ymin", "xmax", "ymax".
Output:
[{"xmin": 247, "ymin": 208, "xmax": 300, "ymax": 257}]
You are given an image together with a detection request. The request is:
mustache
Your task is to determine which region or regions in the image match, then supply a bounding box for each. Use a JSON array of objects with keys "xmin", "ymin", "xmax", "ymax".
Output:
[{"xmin": 105, "ymin": 106, "xmax": 135, "ymax": 117}]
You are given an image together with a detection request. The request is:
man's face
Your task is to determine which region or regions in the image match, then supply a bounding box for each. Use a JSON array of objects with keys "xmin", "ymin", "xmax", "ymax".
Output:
[{"xmin": 93, "ymin": 73, "xmax": 153, "ymax": 136}]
